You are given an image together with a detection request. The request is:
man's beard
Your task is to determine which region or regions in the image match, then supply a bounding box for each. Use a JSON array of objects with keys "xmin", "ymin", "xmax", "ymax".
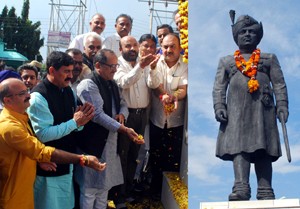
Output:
[{"xmin": 122, "ymin": 51, "xmax": 138, "ymax": 62}]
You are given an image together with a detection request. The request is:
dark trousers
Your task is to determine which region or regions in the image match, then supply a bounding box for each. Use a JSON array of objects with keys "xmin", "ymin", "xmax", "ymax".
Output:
[
  {"xmin": 115, "ymin": 109, "xmax": 147, "ymax": 204},
  {"xmin": 149, "ymin": 121, "xmax": 183, "ymax": 194}
]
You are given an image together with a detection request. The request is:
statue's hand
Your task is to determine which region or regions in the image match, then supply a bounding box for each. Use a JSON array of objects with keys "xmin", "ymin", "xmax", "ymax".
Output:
[
  {"xmin": 277, "ymin": 106, "xmax": 289, "ymax": 123},
  {"xmin": 215, "ymin": 109, "xmax": 228, "ymax": 123}
]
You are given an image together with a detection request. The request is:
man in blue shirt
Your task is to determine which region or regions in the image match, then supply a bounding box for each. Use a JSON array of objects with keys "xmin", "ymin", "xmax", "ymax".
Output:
[{"xmin": 27, "ymin": 51, "xmax": 95, "ymax": 209}]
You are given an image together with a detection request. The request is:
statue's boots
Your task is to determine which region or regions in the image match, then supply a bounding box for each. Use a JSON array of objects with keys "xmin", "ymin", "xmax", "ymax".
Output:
[
  {"xmin": 229, "ymin": 154, "xmax": 251, "ymax": 201},
  {"xmin": 255, "ymin": 155, "xmax": 275, "ymax": 200}
]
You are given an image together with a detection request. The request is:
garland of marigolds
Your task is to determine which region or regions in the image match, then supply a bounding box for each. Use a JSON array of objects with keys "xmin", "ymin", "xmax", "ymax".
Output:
[
  {"xmin": 178, "ymin": 0, "xmax": 188, "ymax": 63},
  {"xmin": 234, "ymin": 48, "xmax": 261, "ymax": 93}
]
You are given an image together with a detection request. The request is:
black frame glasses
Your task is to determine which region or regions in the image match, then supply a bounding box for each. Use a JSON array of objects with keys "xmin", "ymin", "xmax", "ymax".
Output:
[
  {"xmin": 6, "ymin": 89, "xmax": 30, "ymax": 97},
  {"xmin": 100, "ymin": 62, "xmax": 120, "ymax": 70}
]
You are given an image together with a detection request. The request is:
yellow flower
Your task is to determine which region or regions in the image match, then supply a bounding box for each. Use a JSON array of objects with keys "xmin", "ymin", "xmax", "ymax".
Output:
[{"xmin": 178, "ymin": 0, "xmax": 188, "ymax": 63}]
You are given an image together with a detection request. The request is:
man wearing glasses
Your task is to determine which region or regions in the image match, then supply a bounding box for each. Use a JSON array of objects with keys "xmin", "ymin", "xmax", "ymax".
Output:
[
  {"xmin": 75, "ymin": 49, "xmax": 144, "ymax": 208},
  {"xmin": 83, "ymin": 32, "xmax": 102, "ymax": 71},
  {"xmin": 0, "ymin": 78, "xmax": 105, "ymax": 209}
]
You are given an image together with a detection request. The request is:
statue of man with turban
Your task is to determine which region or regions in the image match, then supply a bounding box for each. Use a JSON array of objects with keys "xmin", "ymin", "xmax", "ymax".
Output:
[{"xmin": 212, "ymin": 12, "xmax": 289, "ymax": 201}]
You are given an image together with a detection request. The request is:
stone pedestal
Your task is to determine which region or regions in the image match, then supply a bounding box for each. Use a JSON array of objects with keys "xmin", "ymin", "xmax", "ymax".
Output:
[
  {"xmin": 200, "ymin": 199, "xmax": 300, "ymax": 209},
  {"xmin": 161, "ymin": 172, "xmax": 188, "ymax": 209},
  {"xmin": 161, "ymin": 100, "xmax": 188, "ymax": 209},
  {"xmin": 161, "ymin": 172, "xmax": 180, "ymax": 209},
  {"xmin": 161, "ymin": 173, "xmax": 180, "ymax": 209},
  {"xmin": 180, "ymin": 98, "xmax": 188, "ymax": 185}
]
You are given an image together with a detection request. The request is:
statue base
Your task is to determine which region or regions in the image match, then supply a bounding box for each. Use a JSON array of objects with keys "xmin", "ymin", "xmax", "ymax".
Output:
[
  {"xmin": 200, "ymin": 199, "xmax": 300, "ymax": 209},
  {"xmin": 161, "ymin": 172, "xmax": 188, "ymax": 209}
]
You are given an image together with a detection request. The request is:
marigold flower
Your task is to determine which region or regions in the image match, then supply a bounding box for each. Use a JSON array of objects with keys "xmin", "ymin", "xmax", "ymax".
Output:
[
  {"xmin": 178, "ymin": 0, "xmax": 188, "ymax": 63},
  {"xmin": 234, "ymin": 49, "xmax": 261, "ymax": 93}
]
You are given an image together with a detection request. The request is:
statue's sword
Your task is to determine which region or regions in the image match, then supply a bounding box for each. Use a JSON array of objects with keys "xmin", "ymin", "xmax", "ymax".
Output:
[{"xmin": 279, "ymin": 112, "xmax": 291, "ymax": 163}]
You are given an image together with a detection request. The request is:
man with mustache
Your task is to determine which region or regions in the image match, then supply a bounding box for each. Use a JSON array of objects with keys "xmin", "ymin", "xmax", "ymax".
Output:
[
  {"xmin": 103, "ymin": 14, "xmax": 133, "ymax": 58},
  {"xmin": 66, "ymin": 48, "xmax": 84, "ymax": 95},
  {"xmin": 113, "ymin": 35, "xmax": 160, "ymax": 208},
  {"xmin": 148, "ymin": 33, "xmax": 188, "ymax": 200},
  {"xmin": 0, "ymin": 78, "xmax": 106, "ymax": 209},
  {"xmin": 17, "ymin": 64, "xmax": 39, "ymax": 91},
  {"xmin": 27, "ymin": 51, "xmax": 96, "ymax": 209},
  {"xmin": 75, "ymin": 49, "xmax": 144, "ymax": 209},
  {"xmin": 0, "ymin": 69, "xmax": 22, "ymax": 113},
  {"xmin": 156, "ymin": 24, "xmax": 174, "ymax": 54},
  {"xmin": 69, "ymin": 13, "xmax": 106, "ymax": 53},
  {"xmin": 83, "ymin": 32, "xmax": 102, "ymax": 72}
]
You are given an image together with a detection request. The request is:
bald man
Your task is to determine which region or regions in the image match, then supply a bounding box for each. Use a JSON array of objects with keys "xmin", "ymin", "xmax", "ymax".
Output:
[
  {"xmin": 113, "ymin": 35, "xmax": 160, "ymax": 207},
  {"xmin": 69, "ymin": 13, "xmax": 106, "ymax": 52},
  {"xmin": 0, "ymin": 78, "xmax": 105, "ymax": 209}
]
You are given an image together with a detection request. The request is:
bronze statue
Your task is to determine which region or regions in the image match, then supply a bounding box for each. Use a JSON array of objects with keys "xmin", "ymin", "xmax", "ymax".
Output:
[{"xmin": 212, "ymin": 11, "xmax": 289, "ymax": 201}]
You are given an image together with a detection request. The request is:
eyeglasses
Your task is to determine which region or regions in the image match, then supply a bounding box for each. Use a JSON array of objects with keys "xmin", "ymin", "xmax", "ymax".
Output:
[
  {"xmin": 100, "ymin": 62, "xmax": 120, "ymax": 70},
  {"xmin": 6, "ymin": 89, "xmax": 30, "ymax": 97}
]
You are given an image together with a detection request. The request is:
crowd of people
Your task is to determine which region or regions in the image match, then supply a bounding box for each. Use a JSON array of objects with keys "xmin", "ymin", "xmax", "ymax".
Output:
[{"xmin": 0, "ymin": 11, "xmax": 187, "ymax": 209}]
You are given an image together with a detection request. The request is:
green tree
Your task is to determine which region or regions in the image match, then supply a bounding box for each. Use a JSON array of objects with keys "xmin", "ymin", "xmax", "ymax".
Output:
[
  {"xmin": 2, "ymin": 6, "xmax": 18, "ymax": 49},
  {"xmin": 0, "ymin": 6, "xmax": 9, "ymax": 40},
  {"xmin": 21, "ymin": 0, "xmax": 29, "ymax": 20},
  {"xmin": 0, "ymin": 0, "xmax": 44, "ymax": 61}
]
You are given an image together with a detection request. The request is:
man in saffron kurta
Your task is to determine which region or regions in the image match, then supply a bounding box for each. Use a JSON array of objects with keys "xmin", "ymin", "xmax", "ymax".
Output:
[
  {"xmin": 0, "ymin": 107, "xmax": 54, "ymax": 209},
  {"xmin": 0, "ymin": 78, "xmax": 106, "ymax": 209}
]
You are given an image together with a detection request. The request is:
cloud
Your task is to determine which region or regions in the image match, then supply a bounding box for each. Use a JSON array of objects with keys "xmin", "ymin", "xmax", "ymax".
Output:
[
  {"xmin": 273, "ymin": 144, "xmax": 300, "ymax": 173},
  {"xmin": 189, "ymin": 134, "xmax": 227, "ymax": 185}
]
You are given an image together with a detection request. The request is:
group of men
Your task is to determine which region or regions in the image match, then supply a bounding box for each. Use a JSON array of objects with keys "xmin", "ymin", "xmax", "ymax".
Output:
[{"xmin": 0, "ymin": 11, "xmax": 187, "ymax": 209}]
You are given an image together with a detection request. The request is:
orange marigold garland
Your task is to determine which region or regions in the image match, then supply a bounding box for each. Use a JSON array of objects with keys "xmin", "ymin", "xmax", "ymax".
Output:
[
  {"xmin": 234, "ymin": 48, "xmax": 261, "ymax": 93},
  {"xmin": 178, "ymin": 0, "xmax": 188, "ymax": 63}
]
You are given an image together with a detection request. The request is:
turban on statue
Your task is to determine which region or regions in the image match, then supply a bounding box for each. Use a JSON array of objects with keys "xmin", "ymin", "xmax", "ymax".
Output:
[{"xmin": 231, "ymin": 15, "xmax": 263, "ymax": 46}]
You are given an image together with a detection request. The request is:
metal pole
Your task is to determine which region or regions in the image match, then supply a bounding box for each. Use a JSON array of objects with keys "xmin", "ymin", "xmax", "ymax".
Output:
[{"xmin": 149, "ymin": 0, "xmax": 154, "ymax": 34}]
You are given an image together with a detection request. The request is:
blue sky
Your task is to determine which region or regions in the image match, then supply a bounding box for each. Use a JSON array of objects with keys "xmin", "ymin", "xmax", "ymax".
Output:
[
  {"xmin": 189, "ymin": 0, "xmax": 300, "ymax": 208},
  {"xmin": 2, "ymin": 1, "xmax": 300, "ymax": 209}
]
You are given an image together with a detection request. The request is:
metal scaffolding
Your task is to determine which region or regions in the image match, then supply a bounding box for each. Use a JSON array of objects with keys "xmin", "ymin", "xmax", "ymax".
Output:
[
  {"xmin": 138, "ymin": 0, "xmax": 178, "ymax": 34},
  {"xmin": 47, "ymin": 0, "xmax": 87, "ymax": 55},
  {"xmin": 46, "ymin": 0, "xmax": 178, "ymax": 55}
]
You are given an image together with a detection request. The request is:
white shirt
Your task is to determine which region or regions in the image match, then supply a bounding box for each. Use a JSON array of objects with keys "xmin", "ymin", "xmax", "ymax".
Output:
[
  {"xmin": 114, "ymin": 56, "xmax": 160, "ymax": 108},
  {"xmin": 102, "ymin": 33, "xmax": 121, "ymax": 58},
  {"xmin": 68, "ymin": 32, "xmax": 105, "ymax": 52},
  {"xmin": 150, "ymin": 55, "xmax": 188, "ymax": 129}
]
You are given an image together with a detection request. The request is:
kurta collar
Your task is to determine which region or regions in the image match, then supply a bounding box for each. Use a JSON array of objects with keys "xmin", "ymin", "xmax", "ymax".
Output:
[{"xmin": 2, "ymin": 107, "xmax": 29, "ymax": 123}]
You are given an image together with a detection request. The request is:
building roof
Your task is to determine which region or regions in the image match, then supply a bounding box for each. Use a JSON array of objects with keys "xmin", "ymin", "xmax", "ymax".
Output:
[{"xmin": 0, "ymin": 41, "xmax": 28, "ymax": 62}]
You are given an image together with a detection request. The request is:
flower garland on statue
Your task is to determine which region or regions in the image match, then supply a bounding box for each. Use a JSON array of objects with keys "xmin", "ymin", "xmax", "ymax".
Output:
[
  {"xmin": 178, "ymin": 0, "xmax": 188, "ymax": 63},
  {"xmin": 234, "ymin": 48, "xmax": 261, "ymax": 93}
]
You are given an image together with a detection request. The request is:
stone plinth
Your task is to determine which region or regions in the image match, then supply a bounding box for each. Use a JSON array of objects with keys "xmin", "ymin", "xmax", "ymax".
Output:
[
  {"xmin": 161, "ymin": 172, "xmax": 188, "ymax": 209},
  {"xmin": 200, "ymin": 199, "xmax": 300, "ymax": 209}
]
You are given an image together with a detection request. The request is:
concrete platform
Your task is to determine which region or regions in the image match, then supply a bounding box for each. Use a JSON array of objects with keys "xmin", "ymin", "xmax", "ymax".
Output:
[{"xmin": 200, "ymin": 199, "xmax": 300, "ymax": 209}]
